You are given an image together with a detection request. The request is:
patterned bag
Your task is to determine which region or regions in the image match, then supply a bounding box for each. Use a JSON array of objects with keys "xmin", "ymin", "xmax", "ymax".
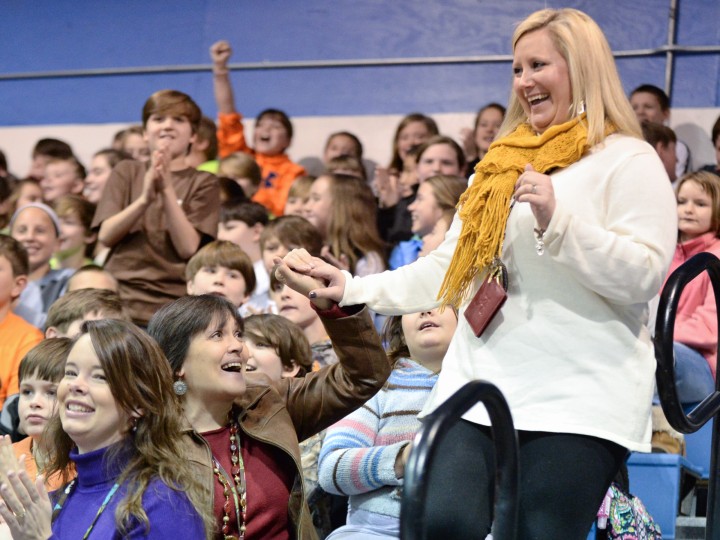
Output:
[{"xmin": 597, "ymin": 482, "xmax": 662, "ymax": 539}]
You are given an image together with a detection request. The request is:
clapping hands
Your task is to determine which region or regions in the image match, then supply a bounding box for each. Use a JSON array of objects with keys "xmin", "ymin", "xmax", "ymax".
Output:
[{"xmin": 0, "ymin": 436, "xmax": 52, "ymax": 540}]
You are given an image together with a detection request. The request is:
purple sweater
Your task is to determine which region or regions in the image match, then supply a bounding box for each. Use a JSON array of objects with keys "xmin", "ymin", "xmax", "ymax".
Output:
[{"xmin": 51, "ymin": 445, "xmax": 204, "ymax": 539}]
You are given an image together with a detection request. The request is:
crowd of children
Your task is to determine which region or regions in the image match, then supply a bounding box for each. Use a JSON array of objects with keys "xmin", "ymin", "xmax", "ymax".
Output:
[{"xmin": 0, "ymin": 27, "xmax": 719, "ymax": 539}]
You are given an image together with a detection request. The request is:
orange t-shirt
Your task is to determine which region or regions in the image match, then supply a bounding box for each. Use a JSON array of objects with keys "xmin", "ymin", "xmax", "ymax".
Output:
[
  {"xmin": 217, "ymin": 112, "xmax": 305, "ymax": 217},
  {"xmin": 0, "ymin": 312, "xmax": 43, "ymax": 409},
  {"xmin": 12, "ymin": 437, "xmax": 66, "ymax": 491}
]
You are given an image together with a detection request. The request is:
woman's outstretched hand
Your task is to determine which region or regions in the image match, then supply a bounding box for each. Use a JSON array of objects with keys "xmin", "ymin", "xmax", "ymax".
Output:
[{"xmin": 274, "ymin": 249, "xmax": 347, "ymax": 306}]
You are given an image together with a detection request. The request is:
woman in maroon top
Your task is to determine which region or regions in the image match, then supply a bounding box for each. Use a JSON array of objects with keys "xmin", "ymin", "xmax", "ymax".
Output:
[{"xmin": 147, "ymin": 265, "xmax": 390, "ymax": 539}]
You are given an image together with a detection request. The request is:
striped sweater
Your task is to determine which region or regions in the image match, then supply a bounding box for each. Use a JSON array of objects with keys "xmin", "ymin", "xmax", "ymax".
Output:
[{"xmin": 318, "ymin": 358, "xmax": 438, "ymax": 518}]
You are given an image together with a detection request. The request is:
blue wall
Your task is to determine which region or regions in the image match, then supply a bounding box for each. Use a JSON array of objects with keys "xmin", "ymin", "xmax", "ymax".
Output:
[{"xmin": 2, "ymin": 0, "xmax": 719, "ymax": 126}]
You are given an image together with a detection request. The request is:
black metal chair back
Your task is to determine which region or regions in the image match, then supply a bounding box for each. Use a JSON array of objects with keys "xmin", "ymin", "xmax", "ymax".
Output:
[
  {"xmin": 655, "ymin": 251, "xmax": 720, "ymax": 538},
  {"xmin": 400, "ymin": 380, "xmax": 519, "ymax": 540}
]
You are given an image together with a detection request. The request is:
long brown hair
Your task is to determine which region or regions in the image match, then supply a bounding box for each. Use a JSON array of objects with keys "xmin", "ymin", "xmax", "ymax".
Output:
[
  {"xmin": 45, "ymin": 319, "xmax": 214, "ymax": 538},
  {"xmin": 323, "ymin": 173, "xmax": 387, "ymax": 274}
]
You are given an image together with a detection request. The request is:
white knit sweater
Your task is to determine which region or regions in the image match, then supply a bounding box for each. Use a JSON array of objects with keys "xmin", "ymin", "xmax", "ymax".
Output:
[{"xmin": 341, "ymin": 135, "xmax": 677, "ymax": 452}]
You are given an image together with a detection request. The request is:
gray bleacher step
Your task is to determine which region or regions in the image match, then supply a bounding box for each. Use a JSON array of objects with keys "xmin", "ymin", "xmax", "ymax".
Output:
[{"xmin": 675, "ymin": 516, "xmax": 706, "ymax": 539}]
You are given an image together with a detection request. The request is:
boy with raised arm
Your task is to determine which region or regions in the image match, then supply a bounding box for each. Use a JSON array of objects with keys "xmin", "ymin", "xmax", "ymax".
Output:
[{"xmin": 211, "ymin": 40, "xmax": 305, "ymax": 217}]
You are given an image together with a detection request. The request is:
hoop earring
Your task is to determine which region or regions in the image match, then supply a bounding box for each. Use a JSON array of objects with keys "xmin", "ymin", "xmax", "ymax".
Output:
[{"xmin": 173, "ymin": 378, "xmax": 188, "ymax": 396}]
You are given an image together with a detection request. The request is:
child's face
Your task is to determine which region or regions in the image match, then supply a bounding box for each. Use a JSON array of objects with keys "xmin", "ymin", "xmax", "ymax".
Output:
[
  {"xmin": 15, "ymin": 182, "xmax": 43, "ymax": 209},
  {"xmin": 677, "ymin": 179, "xmax": 714, "ymax": 242},
  {"xmin": 253, "ymin": 116, "xmax": 289, "ymax": 156},
  {"xmin": 245, "ymin": 337, "xmax": 297, "ymax": 382},
  {"xmin": 11, "ymin": 207, "xmax": 59, "ymax": 273},
  {"xmin": 474, "ymin": 108, "xmax": 504, "ymax": 154},
  {"xmin": 187, "ymin": 265, "xmax": 250, "ymax": 308},
  {"xmin": 630, "ymin": 92, "xmax": 668, "ymax": 124},
  {"xmin": 283, "ymin": 196, "xmax": 307, "ymax": 218},
  {"xmin": 41, "ymin": 161, "xmax": 84, "ymax": 203},
  {"xmin": 218, "ymin": 220, "xmax": 260, "ymax": 260},
  {"xmin": 122, "ymin": 132, "xmax": 151, "ymax": 162},
  {"xmin": 397, "ymin": 121, "xmax": 432, "ymax": 161},
  {"xmin": 304, "ymin": 176, "xmax": 333, "ymax": 238},
  {"xmin": 324, "ymin": 134, "xmax": 359, "ymax": 163},
  {"xmin": 261, "ymin": 235, "xmax": 292, "ymax": 274},
  {"xmin": 0, "ymin": 255, "xmax": 25, "ymax": 307},
  {"xmin": 18, "ymin": 373, "xmax": 59, "ymax": 440},
  {"xmin": 416, "ymin": 143, "xmax": 461, "ymax": 183},
  {"xmin": 58, "ymin": 212, "xmax": 94, "ymax": 257},
  {"xmin": 28, "ymin": 155, "xmax": 50, "ymax": 181},
  {"xmin": 84, "ymin": 154, "xmax": 112, "ymax": 204},
  {"xmin": 408, "ymin": 182, "xmax": 444, "ymax": 237},
  {"xmin": 144, "ymin": 114, "xmax": 195, "ymax": 158},
  {"xmin": 401, "ymin": 308, "xmax": 458, "ymax": 364},
  {"xmin": 276, "ymin": 283, "xmax": 319, "ymax": 331}
]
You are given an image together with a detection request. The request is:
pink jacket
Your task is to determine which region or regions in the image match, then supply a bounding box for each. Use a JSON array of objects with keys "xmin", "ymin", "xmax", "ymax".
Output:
[{"xmin": 663, "ymin": 232, "xmax": 720, "ymax": 377}]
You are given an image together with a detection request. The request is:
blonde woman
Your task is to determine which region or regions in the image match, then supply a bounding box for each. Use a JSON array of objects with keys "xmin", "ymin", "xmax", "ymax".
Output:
[{"xmin": 281, "ymin": 8, "xmax": 677, "ymax": 538}]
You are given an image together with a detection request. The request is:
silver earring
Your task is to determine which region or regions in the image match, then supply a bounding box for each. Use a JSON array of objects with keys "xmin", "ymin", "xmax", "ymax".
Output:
[
  {"xmin": 577, "ymin": 100, "xmax": 586, "ymax": 115},
  {"xmin": 173, "ymin": 379, "xmax": 188, "ymax": 396}
]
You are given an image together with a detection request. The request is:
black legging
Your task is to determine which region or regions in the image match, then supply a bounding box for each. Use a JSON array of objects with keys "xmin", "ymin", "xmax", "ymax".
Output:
[{"xmin": 422, "ymin": 420, "xmax": 627, "ymax": 540}]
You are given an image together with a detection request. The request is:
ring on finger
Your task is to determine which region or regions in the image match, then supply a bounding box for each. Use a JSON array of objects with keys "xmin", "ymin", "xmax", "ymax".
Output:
[
  {"xmin": 531, "ymin": 184, "xmax": 537, "ymax": 194},
  {"xmin": 13, "ymin": 509, "xmax": 25, "ymax": 520}
]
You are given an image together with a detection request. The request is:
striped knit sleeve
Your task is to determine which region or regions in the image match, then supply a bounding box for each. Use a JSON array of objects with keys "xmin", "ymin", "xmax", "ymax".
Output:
[
  {"xmin": 318, "ymin": 361, "xmax": 435, "ymax": 496},
  {"xmin": 317, "ymin": 391, "xmax": 408, "ymax": 496}
]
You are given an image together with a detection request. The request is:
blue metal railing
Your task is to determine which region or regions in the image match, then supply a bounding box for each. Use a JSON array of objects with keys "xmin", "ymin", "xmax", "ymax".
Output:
[
  {"xmin": 400, "ymin": 380, "xmax": 519, "ymax": 540},
  {"xmin": 655, "ymin": 251, "xmax": 720, "ymax": 538}
]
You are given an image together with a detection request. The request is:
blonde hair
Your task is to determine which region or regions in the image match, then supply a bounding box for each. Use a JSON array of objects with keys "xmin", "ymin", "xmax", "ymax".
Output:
[
  {"xmin": 500, "ymin": 8, "xmax": 641, "ymax": 146},
  {"xmin": 218, "ymin": 152, "xmax": 261, "ymax": 187},
  {"xmin": 422, "ymin": 175, "xmax": 467, "ymax": 226},
  {"xmin": 287, "ymin": 175, "xmax": 315, "ymax": 202}
]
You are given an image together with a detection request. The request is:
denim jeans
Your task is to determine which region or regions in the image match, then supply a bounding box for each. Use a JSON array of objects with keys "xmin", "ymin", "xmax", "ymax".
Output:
[{"xmin": 669, "ymin": 342, "xmax": 715, "ymax": 404}]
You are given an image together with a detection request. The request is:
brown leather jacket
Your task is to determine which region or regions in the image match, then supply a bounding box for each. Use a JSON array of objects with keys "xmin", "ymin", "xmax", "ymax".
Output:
[{"xmin": 181, "ymin": 306, "xmax": 391, "ymax": 539}]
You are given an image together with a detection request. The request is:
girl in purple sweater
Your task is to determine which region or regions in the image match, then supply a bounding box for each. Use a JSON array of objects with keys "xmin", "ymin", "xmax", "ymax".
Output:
[{"xmin": 0, "ymin": 320, "xmax": 212, "ymax": 539}]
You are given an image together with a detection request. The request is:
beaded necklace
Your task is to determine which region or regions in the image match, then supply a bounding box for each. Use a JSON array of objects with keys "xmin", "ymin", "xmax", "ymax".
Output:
[
  {"xmin": 212, "ymin": 420, "xmax": 247, "ymax": 540},
  {"xmin": 52, "ymin": 480, "xmax": 120, "ymax": 539}
]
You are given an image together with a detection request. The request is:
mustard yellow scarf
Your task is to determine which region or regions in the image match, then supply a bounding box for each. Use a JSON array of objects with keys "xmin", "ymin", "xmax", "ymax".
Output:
[{"xmin": 437, "ymin": 114, "xmax": 596, "ymax": 308}]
